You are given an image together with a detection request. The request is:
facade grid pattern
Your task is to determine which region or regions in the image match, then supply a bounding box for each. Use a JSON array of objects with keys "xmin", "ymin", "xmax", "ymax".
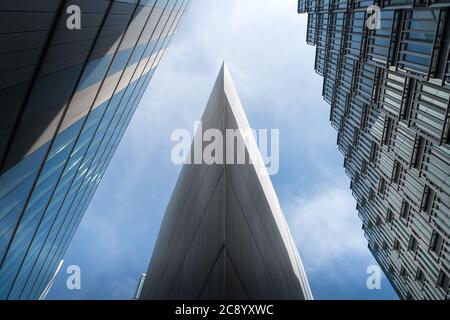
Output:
[
  {"xmin": 0, "ymin": 0, "xmax": 190, "ymax": 299},
  {"xmin": 298, "ymin": 0, "xmax": 450, "ymax": 299}
]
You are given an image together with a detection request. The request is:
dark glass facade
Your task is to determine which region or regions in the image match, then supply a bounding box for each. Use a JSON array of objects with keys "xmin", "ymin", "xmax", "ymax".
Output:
[
  {"xmin": 0, "ymin": 0, "xmax": 190, "ymax": 299},
  {"xmin": 298, "ymin": 0, "xmax": 450, "ymax": 299}
]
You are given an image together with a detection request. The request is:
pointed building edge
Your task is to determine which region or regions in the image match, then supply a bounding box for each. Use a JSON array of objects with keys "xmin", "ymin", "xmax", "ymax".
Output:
[
  {"xmin": 220, "ymin": 64, "xmax": 313, "ymax": 300},
  {"xmin": 141, "ymin": 64, "xmax": 313, "ymax": 300}
]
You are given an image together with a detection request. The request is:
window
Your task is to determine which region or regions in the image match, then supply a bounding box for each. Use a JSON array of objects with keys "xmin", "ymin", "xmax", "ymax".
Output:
[
  {"xmin": 400, "ymin": 200, "xmax": 410, "ymax": 219},
  {"xmin": 374, "ymin": 242, "xmax": 379, "ymax": 251},
  {"xmin": 386, "ymin": 209, "xmax": 394, "ymax": 223},
  {"xmin": 394, "ymin": 238, "xmax": 401, "ymax": 251},
  {"xmin": 382, "ymin": 117, "xmax": 393, "ymax": 145},
  {"xmin": 429, "ymin": 230, "xmax": 443, "ymax": 256},
  {"xmin": 437, "ymin": 270, "xmax": 450, "ymax": 290},
  {"xmin": 408, "ymin": 235, "xmax": 418, "ymax": 253},
  {"xmin": 376, "ymin": 216, "xmax": 382, "ymax": 226},
  {"xmin": 388, "ymin": 264, "xmax": 395, "ymax": 274},
  {"xmin": 378, "ymin": 177, "xmax": 386, "ymax": 194},
  {"xmin": 392, "ymin": 160, "xmax": 401, "ymax": 183},
  {"xmin": 400, "ymin": 266, "xmax": 408, "ymax": 278},
  {"xmin": 415, "ymin": 268, "xmax": 425, "ymax": 284},
  {"xmin": 412, "ymin": 136, "xmax": 425, "ymax": 169},
  {"xmin": 369, "ymin": 188, "xmax": 375, "ymax": 201},
  {"xmin": 370, "ymin": 141, "xmax": 378, "ymax": 162},
  {"xmin": 421, "ymin": 186, "xmax": 435, "ymax": 215},
  {"xmin": 361, "ymin": 159, "xmax": 368, "ymax": 175}
]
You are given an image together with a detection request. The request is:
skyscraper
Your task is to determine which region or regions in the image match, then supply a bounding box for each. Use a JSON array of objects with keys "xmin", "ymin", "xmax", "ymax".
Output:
[
  {"xmin": 140, "ymin": 64, "xmax": 312, "ymax": 300},
  {"xmin": 297, "ymin": 0, "xmax": 450, "ymax": 299},
  {"xmin": 0, "ymin": 0, "xmax": 190, "ymax": 299}
]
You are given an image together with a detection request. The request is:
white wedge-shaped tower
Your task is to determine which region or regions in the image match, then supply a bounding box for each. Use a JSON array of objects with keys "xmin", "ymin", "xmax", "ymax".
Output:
[{"xmin": 141, "ymin": 63, "xmax": 312, "ymax": 300}]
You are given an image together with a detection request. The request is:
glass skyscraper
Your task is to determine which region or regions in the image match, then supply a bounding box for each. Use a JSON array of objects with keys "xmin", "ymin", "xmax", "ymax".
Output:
[
  {"xmin": 0, "ymin": 0, "xmax": 190, "ymax": 299},
  {"xmin": 298, "ymin": 0, "xmax": 449, "ymax": 299}
]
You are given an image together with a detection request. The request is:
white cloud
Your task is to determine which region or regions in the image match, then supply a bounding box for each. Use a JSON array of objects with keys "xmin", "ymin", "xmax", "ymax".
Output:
[{"xmin": 286, "ymin": 187, "xmax": 368, "ymax": 271}]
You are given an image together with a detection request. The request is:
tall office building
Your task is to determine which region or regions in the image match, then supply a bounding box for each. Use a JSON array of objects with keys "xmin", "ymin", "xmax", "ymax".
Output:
[
  {"xmin": 0, "ymin": 0, "xmax": 190, "ymax": 299},
  {"xmin": 140, "ymin": 64, "xmax": 312, "ymax": 299},
  {"xmin": 298, "ymin": 0, "xmax": 450, "ymax": 299}
]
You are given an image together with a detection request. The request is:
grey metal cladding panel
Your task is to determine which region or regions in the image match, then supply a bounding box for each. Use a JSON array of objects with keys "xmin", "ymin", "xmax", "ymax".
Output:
[
  {"xmin": 0, "ymin": 0, "xmax": 61, "ymax": 12},
  {"xmin": 223, "ymin": 106, "xmax": 306, "ymax": 298},
  {"xmin": 168, "ymin": 178, "xmax": 225, "ymax": 299},
  {"xmin": 146, "ymin": 164, "xmax": 224, "ymax": 280},
  {"xmin": 151, "ymin": 88, "xmax": 226, "ymax": 237},
  {"xmin": 226, "ymin": 164, "xmax": 304, "ymax": 299},
  {"xmin": 223, "ymin": 251, "xmax": 249, "ymax": 299},
  {"xmin": 0, "ymin": 12, "xmax": 55, "ymax": 33},
  {"xmin": 155, "ymin": 111, "xmax": 226, "ymax": 239},
  {"xmin": 198, "ymin": 251, "xmax": 225, "ymax": 299},
  {"xmin": 143, "ymin": 168, "xmax": 225, "ymax": 299},
  {"xmin": 225, "ymin": 184, "xmax": 280, "ymax": 300}
]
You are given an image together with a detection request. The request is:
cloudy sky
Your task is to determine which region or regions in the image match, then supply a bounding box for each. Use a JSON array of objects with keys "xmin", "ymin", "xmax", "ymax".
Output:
[{"xmin": 48, "ymin": 0, "xmax": 398, "ymax": 300}]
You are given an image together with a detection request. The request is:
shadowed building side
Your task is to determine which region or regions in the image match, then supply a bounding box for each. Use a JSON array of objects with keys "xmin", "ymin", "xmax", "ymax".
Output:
[{"xmin": 140, "ymin": 64, "xmax": 312, "ymax": 300}]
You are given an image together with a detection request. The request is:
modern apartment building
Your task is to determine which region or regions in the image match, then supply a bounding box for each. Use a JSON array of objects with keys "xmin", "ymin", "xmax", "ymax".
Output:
[
  {"xmin": 140, "ymin": 64, "xmax": 312, "ymax": 300},
  {"xmin": 298, "ymin": 0, "xmax": 450, "ymax": 299},
  {"xmin": 0, "ymin": 0, "xmax": 190, "ymax": 299}
]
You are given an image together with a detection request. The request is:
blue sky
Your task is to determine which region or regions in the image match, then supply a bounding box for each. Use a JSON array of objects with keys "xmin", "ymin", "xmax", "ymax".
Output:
[{"xmin": 48, "ymin": 0, "xmax": 398, "ymax": 300}]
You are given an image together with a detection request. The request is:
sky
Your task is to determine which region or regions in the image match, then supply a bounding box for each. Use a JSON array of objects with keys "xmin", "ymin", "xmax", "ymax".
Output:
[{"xmin": 48, "ymin": 0, "xmax": 398, "ymax": 300}]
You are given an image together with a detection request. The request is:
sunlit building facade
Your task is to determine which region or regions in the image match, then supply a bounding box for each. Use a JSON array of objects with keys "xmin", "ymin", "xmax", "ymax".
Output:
[
  {"xmin": 0, "ymin": 0, "xmax": 190, "ymax": 299},
  {"xmin": 298, "ymin": 0, "xmax": 450, "ymax": 299}
]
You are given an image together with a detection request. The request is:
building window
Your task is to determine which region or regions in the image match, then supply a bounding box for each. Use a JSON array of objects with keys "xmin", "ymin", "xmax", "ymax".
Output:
[
  {"xmin": 361, "ymin": 159, "xmax": 368, "ymax": 175},
  {"xmin": 421, "ymin": 186, "xmax": 435, "ymax": 215},
  {"xmin": 370, "ymin": 141, "xmax": 378, "ymax": 162},
  {"xmin": 376, "ymin": 215, "xmax": 382, "ymax": 226},
  {"xmin": 394, "ymin": 238, "xmax": 401, "ymax": 251},
  {"xmin": 400, "ymin": 266, "xmax": 408, "ymax": 279},
  {"xmin": 415, "ymin": 268, "xmax": 425, "ymax": 285},
  {"xmin": 437, "ymin": 270, "xmax": 450, "ymax": 291},
  {"xmin": 408, "ymin": 235, "xmax": 418, "ymax": 253},
  {"xmin": 412, "ymin": 135, "xmax": 425, "ymax": 169},
  {"xmin": 369, "ymin": 188, "xmax": 375, "ymax": 201},
  {"xmin": 392, "ymin": 160, "xmax": 401, "ymax": 183},
  {"xmin": 400, "ymin": 200, "xmax": 410, "ymax": 220},
  {"xmin": 382, "ymin": 117, "xmax": 393, "ymax": 145},
  {"xmin": 429, "ymin": 230, "xmax": 443, "ymax": 256},
  {"xmin": 388, "ymin": 264, "xmax": 395, "ymax": 274},
  {"xmin": 386, "ymin": 209, "xmax": 394, "ymax": 223},
  {"xmin": 374, "ymin": 242, "xmax": 379, "ymax": 252},
  {"xmin": 378, "ymin": 177, "xmax": 386, "ymax": 194}
]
